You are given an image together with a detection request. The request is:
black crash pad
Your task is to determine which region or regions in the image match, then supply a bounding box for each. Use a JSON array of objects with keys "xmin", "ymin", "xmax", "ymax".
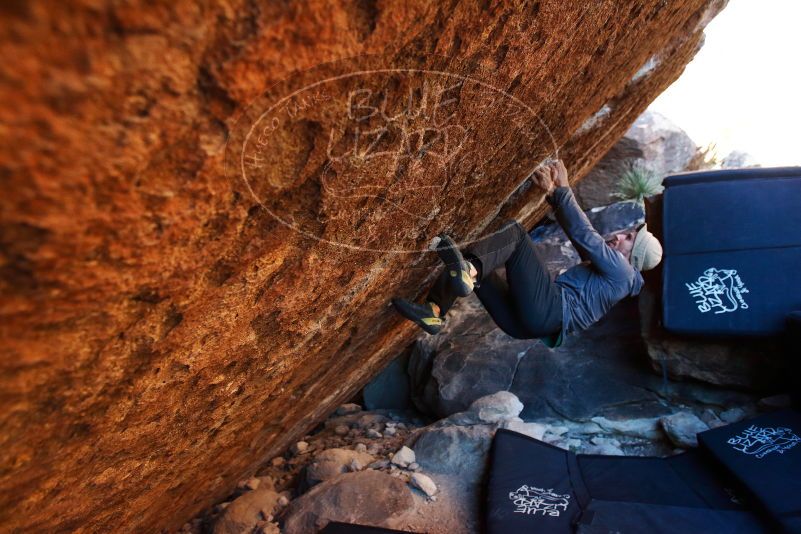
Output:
[
  {"xmin": 699, "ymin": 410, "xmax": 801, "ymax": 533},
  {"xmin": 485, "ymin": 429, "xmax": 766, "ymax": 534}
]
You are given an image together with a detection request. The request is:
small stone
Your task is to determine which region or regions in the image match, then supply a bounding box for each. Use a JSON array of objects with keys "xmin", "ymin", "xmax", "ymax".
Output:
[
  {"xmin": 660, "ymin": 412, "xmax": 709, "ymax": 448},
  {"xmin": 181, "ymin": 523, "xmax": 191, "ymax": 532},
  {"xmin": 368, "ymin": 459, "xmax": 390, "ymax": 470},
  {"xmin": 552, "ymin": 438, "xmax": 582, "ymax": 451},
  {"xmin": 306, "ymin": 448, "xmax": 375, "ymax": 486},
  {"xmin": 334, "ymin": 425, "xmax": 349, "ymax": 436},
  {"xmin": 277, "ymin": 495, "xmax": 289, "ymax": 507},
  {"xmin": 291, "ymin": 441, "xmax": 309, "ymax": 455},
  {"xmin": 590, "ymin": 436, "xmax": 621, "ymax": 447},
  {"xmin": 348, "ymin": 458, "xmax": 365, "ymax": 472},
  {"xmin": 410, "ymin": 473, "xmax": 438, "ymax": 497},
  {"xmin": 354, "ymin": 443, "xmax": 367, "ymax": 453},
  {"xmin": 546, "ymin": 425, "xmax": 569, "ymax": 437},
  {"xmin": 391, "ymin": 446, "xmax": 416, "ymax": 468},
  {"xmin": 502, "ymin": 421, "xmax": 548, "ymax": 441},
  {"xmin": 270, "ymin": 457, "xmax": 285, "ymax": 467},
  {"xmin": 366, "ymin": 429, "xmax": 382, "ymax": 439},
  {"xmin": 409, "ymin": 462, "xmax": 419, "ymax": 471},
  {"xmin": 384, "ymin": 427, "xmax": 397, "ymax": 436},
  {"xmin": 468, "ymin": 391, "xmax": 524, "ymax": 423},
  {"xmin": 699, "ymin": 409, "xmax": 726, "ymax": 429},
  {"xmin": 367, "ymin": 444, "xmax": 381, "ymax": 455},
  {"xmin": 720, "ymin": 407, "xmax": 748, "ymax": 424},
  {"xmin": 336, "ymin": 403, "xmax": 362, "ymax": 416}
]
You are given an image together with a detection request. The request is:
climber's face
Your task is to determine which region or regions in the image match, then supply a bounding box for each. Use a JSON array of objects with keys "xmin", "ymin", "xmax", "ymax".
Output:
[{"xmin": 606, "ymin": 230, "xmax": 637, "ymax": 260}]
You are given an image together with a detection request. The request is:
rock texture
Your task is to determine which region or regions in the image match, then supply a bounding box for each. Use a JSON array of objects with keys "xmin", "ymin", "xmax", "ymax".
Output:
[{"xmin": 0, "ymin": 1, "xmax": 727, "ymax": 532}]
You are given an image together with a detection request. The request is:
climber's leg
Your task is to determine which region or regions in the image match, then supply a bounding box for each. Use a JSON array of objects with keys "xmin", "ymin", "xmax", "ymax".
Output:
[
  {"xmin": 462, "ymin": 220, "xmax": 529, "ymax": 283},
  {"xmin": 504, "ymin": 228, "xmax": 563, "ymax": 338},
  {"xmin": 433, "ymin": 233, "xmax": 474, "ymax": 297},
  {"xmin": 474, "ymin": 271, "xmax": 537, "ymax": 339}
]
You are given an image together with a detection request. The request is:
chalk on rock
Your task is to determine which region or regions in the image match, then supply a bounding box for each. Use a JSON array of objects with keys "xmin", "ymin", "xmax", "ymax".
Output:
[
  {"xmin": 410, "ymin": 473, "xmax": 438, "ymax": 497},
  {"xmin": 391, "ymin": 446, "xmax": 416, "ymax": 468}
]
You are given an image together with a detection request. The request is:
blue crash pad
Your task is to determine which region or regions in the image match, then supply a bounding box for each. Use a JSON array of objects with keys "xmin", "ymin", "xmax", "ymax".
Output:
[{"xmin": 661, "ymin": 167, "xmax": 801, "ymax": 335}]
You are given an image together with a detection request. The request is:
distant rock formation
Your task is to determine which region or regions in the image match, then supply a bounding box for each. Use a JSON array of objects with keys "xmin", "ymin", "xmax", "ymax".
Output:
[
  {"xmin": 575, "ymin": 111, "xmax": 697, "ymax": 209},
  {"xmin": 0, "ymin": 1, "xmax": 727, "ymax": 531}
]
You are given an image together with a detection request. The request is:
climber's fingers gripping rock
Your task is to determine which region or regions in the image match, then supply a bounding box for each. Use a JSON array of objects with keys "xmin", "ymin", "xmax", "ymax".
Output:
[{"xmin": 533, "ymin": 159, "xmax": 569, "ymax": 195}]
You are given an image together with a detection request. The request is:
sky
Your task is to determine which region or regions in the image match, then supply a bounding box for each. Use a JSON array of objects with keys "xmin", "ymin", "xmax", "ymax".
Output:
[{"xmin": 648, "ymin": 0, "xmax": 801, "ymax": 166}]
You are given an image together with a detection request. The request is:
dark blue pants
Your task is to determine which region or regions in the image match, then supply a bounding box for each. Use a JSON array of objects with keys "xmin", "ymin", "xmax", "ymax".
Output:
[{"xmin": 427, "ymin": 220, "xmax": 562, "ymax": 339}]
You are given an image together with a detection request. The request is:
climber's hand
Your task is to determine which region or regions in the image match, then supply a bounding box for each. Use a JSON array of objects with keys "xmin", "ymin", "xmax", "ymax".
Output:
[
  {"xmin": 550, "ymin": 159, "xmax": 570, "ymax": 188},
  {"xmin": 532, "ymin": 164, "xmax": 555, "ymax": 195}
]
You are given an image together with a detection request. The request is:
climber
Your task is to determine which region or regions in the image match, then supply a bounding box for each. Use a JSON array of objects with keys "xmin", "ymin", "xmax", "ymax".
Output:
[{"xmin": 391, "ymin": 159, "xmax": 663, "ymax": 348}]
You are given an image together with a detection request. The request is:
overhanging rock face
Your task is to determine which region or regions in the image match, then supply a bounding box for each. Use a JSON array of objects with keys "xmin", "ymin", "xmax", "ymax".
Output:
[{"xmin": 0, "ymin": 1, "xmax": 725, "ymax": 531}]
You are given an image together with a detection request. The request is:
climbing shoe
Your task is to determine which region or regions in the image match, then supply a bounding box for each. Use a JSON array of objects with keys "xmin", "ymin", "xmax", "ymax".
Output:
[
  {"xmin": 391, "ymin": 298, "xmax": 444, "ymax": 335},
  {"xmin": 434, "ymin": 233, "xmax": 475, "ymax": 297}
]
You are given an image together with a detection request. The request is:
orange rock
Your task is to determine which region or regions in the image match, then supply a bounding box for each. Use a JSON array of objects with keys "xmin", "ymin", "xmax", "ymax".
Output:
[{"xmin": 0, "ymin": 0, "xmax": 726, "ymax": 531}]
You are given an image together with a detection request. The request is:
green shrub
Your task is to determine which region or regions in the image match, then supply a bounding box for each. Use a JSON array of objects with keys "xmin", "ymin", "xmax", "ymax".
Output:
[{"xmin": 613, "ymin": 161, "xmax": 664, "ymax": 203}]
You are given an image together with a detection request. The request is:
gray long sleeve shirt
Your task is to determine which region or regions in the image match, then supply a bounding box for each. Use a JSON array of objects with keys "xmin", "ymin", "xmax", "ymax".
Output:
[{"xmin": 548, "ymin": 187, "xmax": 644, "ymax": 343}]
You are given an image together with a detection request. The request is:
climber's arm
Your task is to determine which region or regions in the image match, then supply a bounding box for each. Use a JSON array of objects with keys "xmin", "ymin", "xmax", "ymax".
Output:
[{"xmin": 535, "ymin": 161, "xmax": 630, "ymax": 280}]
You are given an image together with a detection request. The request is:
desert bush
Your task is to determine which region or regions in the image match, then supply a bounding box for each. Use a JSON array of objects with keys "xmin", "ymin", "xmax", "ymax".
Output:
[
  {"xmin": 686, "ymin": 142, "xmax": 722, "ymax": 171},
  {"xmin": 613, "ymin": 160, "xmax": 664, "ymax": 203}
]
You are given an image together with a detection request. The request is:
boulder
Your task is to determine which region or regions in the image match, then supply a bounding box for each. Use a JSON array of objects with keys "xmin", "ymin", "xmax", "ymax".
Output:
[
  {"xmin": 721, "ymin": 150, "xmax": 759, "ymax": 169},
  {"xmin": 639, "ymin": 286, "xmax": 791, "ymax": 390},
  {"xmin": 363, "ymin": 353, "xmax": 412, "ymax": 410},
  {"xmin": 575, "ymin": 111, "xmax": 697, "ymax": 208},
  {"xmin": 408, "ymin": 295, "xmax": 532, "ymax": 418},
  {"xmin": 0, "ymin": 1, "xmax": 728, "ymax": 530},
  {"xmin": 660, "ymin": 412, "xmax": 709, "ymax": 448},
  {"xmin": 281, "ymin": 471, "xmax": 413, "ymax": 534},
  {"xmin": 390, "ymin": 446, "xmax": 416, "ymax": 469},
  {"xmin": 214, "ymin": 482, "xmax": 280, "ymax": 534},
  {"xmin": 468, "ymin": 391, "xmax": 524, "ymax": 423},
  {"xmin": 590, "ymin": 416, "xmax": 663, "ymax": 440},
  {"xmin": 305, "ymin": 448, "xmax": 375, "ymax": 486},
  {"xmin": 413, "ymin": 425, "xmax": 496, "ymax": 484}
]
